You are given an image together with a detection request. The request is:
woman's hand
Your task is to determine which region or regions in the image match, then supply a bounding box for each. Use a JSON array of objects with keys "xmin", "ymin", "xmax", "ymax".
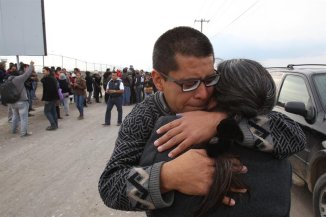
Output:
[{"xmin": 154, "ymin": 111, "xmax": 227, "ymax": 158}]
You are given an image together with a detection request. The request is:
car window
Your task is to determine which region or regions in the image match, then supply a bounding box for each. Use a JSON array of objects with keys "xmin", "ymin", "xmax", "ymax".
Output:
[
  {"xmin": 313, "ymin": 73, "xmax": 326, "ymax": 110},
  {"xmin": 278, "ymin": 75, "xmax": 310, "ymax": 106}
]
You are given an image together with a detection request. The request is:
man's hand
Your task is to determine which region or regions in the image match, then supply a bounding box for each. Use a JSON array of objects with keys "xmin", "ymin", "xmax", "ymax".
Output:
[
  {"xmin": 154, "ymin": 111, "xmax": 227, "ymax": 158},
  {"xmin": 160, "ymin": 149, "xmax": 215, "ymax": 195},
  {"xmin": 160, "ymin": 149, "xmax": 248, "ymax": 206}
]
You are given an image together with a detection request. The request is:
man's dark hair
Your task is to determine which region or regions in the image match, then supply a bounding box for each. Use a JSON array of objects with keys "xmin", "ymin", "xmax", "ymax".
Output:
[
  {"xmin": 152, "ymin": 26, "xmax": 214, "ymax": 75},
  {"xmin": 43, "ymin": 67, "xmax": 54, "ymax": 76},
  {"xmin": 43, "ymin": 66, "xmax": 50, "ymax": 71}
]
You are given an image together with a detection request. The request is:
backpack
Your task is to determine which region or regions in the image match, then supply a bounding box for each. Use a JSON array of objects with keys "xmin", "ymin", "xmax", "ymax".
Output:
[{"xmin": 0, "ymin": 77, "xmax": 21, "ymax": 104}]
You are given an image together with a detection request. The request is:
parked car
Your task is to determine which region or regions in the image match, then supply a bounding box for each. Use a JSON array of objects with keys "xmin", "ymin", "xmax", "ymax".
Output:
[{"xmin": 268, "ymin": 64, "xmax": 326, "ymax": 217}]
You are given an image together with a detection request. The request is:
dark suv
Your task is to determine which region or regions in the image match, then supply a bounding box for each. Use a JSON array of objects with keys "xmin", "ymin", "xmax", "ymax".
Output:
[{"xmin": 268, "ymin": 64, "xmax": 326, "ymax": 216}]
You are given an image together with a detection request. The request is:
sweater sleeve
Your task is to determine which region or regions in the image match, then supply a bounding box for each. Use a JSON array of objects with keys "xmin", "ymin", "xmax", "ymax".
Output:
[
  {"xmin": 98, "ymin": 104, "xmax": 173, "ymax": 211},
  {"xmin": 12, "ymin": 65, "xmax": 34, "ymax": 90},
  {"xmin": 238, "ymin": 111, "xmax": 306, "ymax": 159}
]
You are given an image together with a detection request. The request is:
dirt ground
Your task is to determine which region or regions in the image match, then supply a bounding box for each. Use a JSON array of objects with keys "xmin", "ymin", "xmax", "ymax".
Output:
[{"xmin": 0, "ymin": 85, "xmax": 146, "ymax": 217}]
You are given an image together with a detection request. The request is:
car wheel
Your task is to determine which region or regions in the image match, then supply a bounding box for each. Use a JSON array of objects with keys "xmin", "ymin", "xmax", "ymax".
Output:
[{"xmin": 314, "ymin": 173, "xmax": 326, "ymax": 217}]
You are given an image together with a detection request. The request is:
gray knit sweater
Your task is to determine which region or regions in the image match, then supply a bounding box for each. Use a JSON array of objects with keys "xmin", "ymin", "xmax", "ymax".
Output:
[
  {"xmin": 98, "ymin": 92, "xmax": 305, "ymax": 212},
  {"xmin": 11, "ymin": 65, "xmax": 34, "ymax": 102}
]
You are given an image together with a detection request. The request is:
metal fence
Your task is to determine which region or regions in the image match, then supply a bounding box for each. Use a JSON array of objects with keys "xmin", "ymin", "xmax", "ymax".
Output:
[{"xmin": 0, "ymin": 54, "xmax": 118, "ymax": 73}]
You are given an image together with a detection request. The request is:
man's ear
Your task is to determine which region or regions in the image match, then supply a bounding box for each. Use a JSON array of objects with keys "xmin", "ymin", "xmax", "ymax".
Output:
[{"xmin": 152, "ymin": 70, "xmax": 164, "ymax": 91}]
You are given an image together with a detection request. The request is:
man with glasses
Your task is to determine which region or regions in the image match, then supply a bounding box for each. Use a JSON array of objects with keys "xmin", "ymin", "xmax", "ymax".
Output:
[{"xmin": 99, "ymin": 26, "xmax": 304, "ymax": 213}]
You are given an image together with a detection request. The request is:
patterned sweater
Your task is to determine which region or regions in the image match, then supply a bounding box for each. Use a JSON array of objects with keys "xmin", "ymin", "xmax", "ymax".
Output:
[{"xmin": 98, "ymin": 92, "xmax": 306, "ymax": 211}]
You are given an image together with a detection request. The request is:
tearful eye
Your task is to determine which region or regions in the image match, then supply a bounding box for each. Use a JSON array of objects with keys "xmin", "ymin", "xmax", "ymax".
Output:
[
  {"xmin": 182, "ymin": 81, "xmax": 199, "ymax": 90},
  {"xmin": 204, "ymin": 75, "xmax": 220, "ymax": 86}
]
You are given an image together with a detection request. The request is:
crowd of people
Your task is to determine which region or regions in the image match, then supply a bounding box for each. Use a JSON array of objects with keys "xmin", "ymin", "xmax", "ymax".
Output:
[{"xmin": 0, "ymin": 60, "xmax": 155, "ymax": 137}]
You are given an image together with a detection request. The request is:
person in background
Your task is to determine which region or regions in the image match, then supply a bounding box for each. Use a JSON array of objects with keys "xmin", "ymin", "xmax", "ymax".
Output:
[
  {"xmin": 129, "ymin": 67, "xmax": 137, "ymax": 104},
  {"xmin": 122, "ymin": 67, "xmax": 131, "ymax": 105},
  {"xmin": 134, "ymin": 70, "xmax": 142, "ymax": 103},
  {"xmin": 93, "ymin": 72, "xmax": 102, "ymax": 103},
  {"xmin": 0, "ymin": 61, "xmax": 7, "ymax": 104},
  {"xmin": 54, "ymin": 67, "xmax": 61, "ymax": 80},
  {"xmin": 54, "ymin": 67, "xmax": 62, "ymax": 119},
  {"xmin": 6, "ymin": 63, "xmax": 18, "ymax": 122},
  {"xmin": 41, "ymin": 67, "xmax": 59, "ymax": 131},
  {"xmin": 102, "ymin": 71, "xmax": 124, "ymax": 126},
  {"xmin": 140, "ymin": 70, "xmax": 145, "ymax": 100},
  {"xmin": 30, "ymin": 69, "xmax": 39, "ymax": 100},
  {"xmin": 143, "ymin": 73, "xmax": 154, "ymax": 98},
  {"xmin": 85, "ymin": 71, "xmax": 93, "ymax": 104},
  {"xmin": 23, "ymin": 64, "xmax": 35, "ymax": 117},
  {"xmin": 9, "ymin": 61, "xmax": 35, "ymax": 137},
  {"xmin": 58, "ymin": 73, "xmax": 71, "ymax": 116},
  {"xmin": 0, "ymin": 61, "xmax": 6, "ymax": 85},
  {"xmin": 68, "ymin": 71, "xmax": 76, "ymax": 103},
  {"xmin": 73, "ymin": 70, "xmax": 86, "ymax": 120},
  {"xmin": 102, "ymin": 69, "xmax": 111, "ymax": 104},
  {"xmin": 98, "ymin": 72, "xmax": 103, "ymax": 99}
]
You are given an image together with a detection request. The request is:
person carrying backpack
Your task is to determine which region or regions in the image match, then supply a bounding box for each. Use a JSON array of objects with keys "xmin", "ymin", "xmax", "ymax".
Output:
[
  {"xmin": 0, "ymin": 61, "xmax": 7, "ymax": 104},
  {"xmin": 9, "ymin": 61, "xmax": 34, "ymax": 137}
]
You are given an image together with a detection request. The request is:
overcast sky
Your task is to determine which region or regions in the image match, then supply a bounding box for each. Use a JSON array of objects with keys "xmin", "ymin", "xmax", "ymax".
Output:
[{"xmin": 2, "ymin": 0, "xmax": 326, "ymax": 71}]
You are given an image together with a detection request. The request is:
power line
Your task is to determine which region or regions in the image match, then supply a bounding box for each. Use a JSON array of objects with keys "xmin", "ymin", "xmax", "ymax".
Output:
[
  {"xmin": 194, "ymin": 19, "xmax": 210, "ymax": 32},
  {"xmin": 208, "ymin": 0, "xmax": 232, "ymax": 24},
  {"xmin": 211, "ymin": 0, "xmax": 260, "ymax": 37},
  {"xmin": 195, "ymin": 0, "xmax": 214, "ymax": 22}
]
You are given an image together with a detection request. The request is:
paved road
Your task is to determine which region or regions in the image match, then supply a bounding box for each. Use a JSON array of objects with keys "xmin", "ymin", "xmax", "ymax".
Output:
[
  {"xmin": 0, "ymin": 102, "xmax": 313, "ymax": 217},
  {"xmin": 291, "ymin": 185, "xmax": 314, "ymax": 217}
]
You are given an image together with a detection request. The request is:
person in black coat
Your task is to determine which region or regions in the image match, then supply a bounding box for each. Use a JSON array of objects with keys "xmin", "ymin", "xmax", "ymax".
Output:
[
  {"xmin": 41, "ymin": 67, "xmax": 59, "ymax": 130},
  {"xmin": 85, "ymin": 71, "xmax": 93, "ymax": 104},
  {"xmin": 93, "ymin": 73, "xmax": 102, "ymax": 103}
]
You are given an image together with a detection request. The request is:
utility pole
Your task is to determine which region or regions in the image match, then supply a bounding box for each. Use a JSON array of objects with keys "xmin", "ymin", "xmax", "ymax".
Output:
[{"xmin": 194, "ymin": 19, "xmax": 210, "ymax": 32}]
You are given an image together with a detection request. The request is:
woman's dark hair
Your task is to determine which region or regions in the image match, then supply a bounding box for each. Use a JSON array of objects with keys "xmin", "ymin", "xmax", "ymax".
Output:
[
  {"xmin": 152, "ymin": 26, "xmax": 214, "ymax": 75},
  {"xmin": 195, "ymin": 59, "xmax": 276, "ymax": 217},
  {"xmin": 215, "ymin": 59, "xmax": 276, "ymax": 118}
]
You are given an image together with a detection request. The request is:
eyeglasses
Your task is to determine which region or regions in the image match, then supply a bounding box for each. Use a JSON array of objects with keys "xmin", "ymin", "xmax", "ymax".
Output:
[{"xmin": 159, "ymin": 70, "xmax": 220, "ymax": 92}]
